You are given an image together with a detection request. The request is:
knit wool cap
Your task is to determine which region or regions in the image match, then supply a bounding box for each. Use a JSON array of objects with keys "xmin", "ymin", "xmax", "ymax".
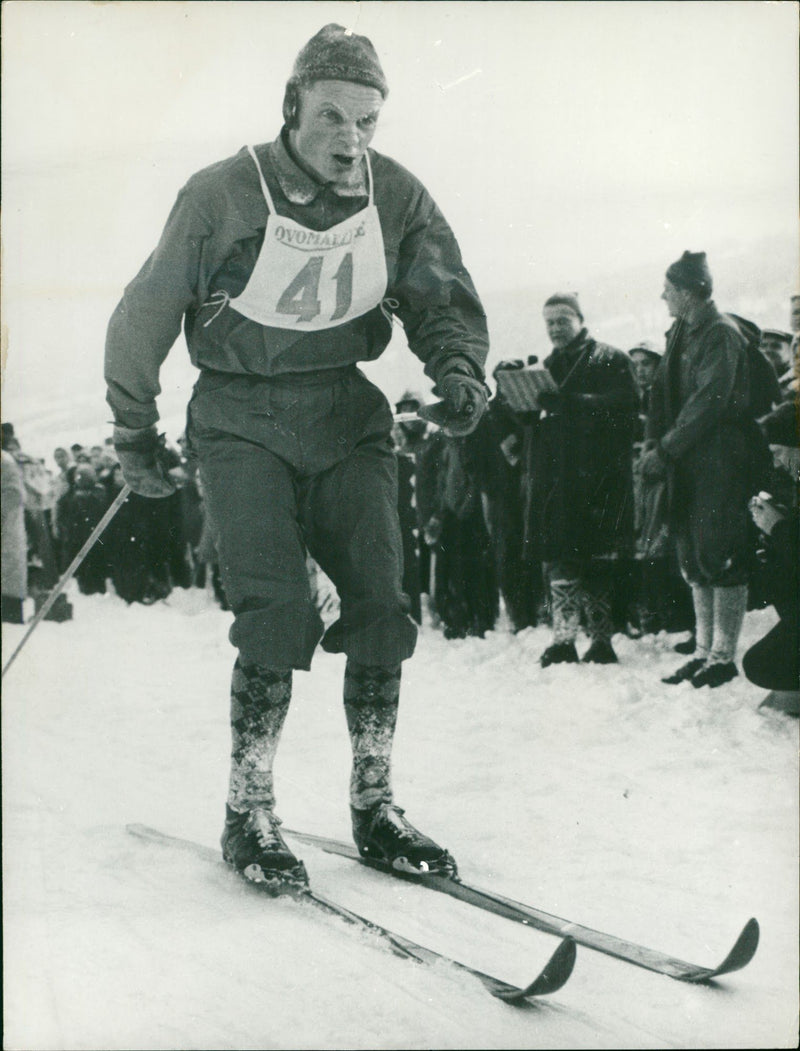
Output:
[
  {"xmin": 289, "ymin": 24, "xmax": 388, "ymax": 97},
  {"xmin": 543, "ymin": 292, "xmax": 583, "ymax": 322},
  {"xmin": 665, "ymin": 251, "xmax": 713, "ymax": 296},
  {"xmin": 395, "ymin": 390, "xmax": 424, "ymax": 411},
  {"xmin": 628, "ymin": 340, "xmax": 662, "ymax": 362}
]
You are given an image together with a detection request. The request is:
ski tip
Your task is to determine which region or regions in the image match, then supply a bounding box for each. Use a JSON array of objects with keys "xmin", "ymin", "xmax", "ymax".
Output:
[
  {"xmin": 496, "ymin": 935, "xmax": 577, "ymax": 1003},
  {"xmin": 534, "ymin": 935, "xmax": 577, "ymax": 995},
  {"xmin": 716, "ymin": 917, "xmax": 760, "ymax": 975},
  {"xmin": 681, "ymin": 917, "xmax": 760, "ymax": 984}
]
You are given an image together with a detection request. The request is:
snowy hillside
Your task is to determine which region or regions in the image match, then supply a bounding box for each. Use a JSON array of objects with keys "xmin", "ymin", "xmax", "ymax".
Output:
[{"xmin": 2, "ymin": 586, "xmax": 797, "ymax": 1049}]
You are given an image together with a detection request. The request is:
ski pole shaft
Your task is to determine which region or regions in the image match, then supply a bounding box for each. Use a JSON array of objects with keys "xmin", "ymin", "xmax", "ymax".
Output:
[{"xmin": 2, "ymin": 482, "xmax": 132, "ymax": 679}]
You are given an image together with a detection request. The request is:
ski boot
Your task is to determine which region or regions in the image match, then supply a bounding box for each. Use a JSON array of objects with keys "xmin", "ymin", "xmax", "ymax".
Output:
[
  {"xmin": 351, "ymin": 802, "xmax": 457, "ymax": 877},
  {"xmin": 221, "ymin": 806, "xmax": 308, "ymax": 893}
]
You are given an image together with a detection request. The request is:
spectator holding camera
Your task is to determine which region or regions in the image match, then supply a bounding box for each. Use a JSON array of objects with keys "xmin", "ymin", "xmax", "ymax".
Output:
[{"xmin": 526, "ymin": 293, "xmax": 638, "ymax": 666}]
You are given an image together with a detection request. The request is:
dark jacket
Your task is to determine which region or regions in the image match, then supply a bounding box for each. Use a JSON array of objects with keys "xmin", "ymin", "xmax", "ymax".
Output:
[
  {"xmin": 105, "ymin": 131, "xmax": 488, "ymax": 429},
  {"xmin": 527, "ymin": 330, "xmax": 638, "ymax": 561},
  {"xmin": 647, "ymin": 303, "xmax": 767, "ymax": 519}
]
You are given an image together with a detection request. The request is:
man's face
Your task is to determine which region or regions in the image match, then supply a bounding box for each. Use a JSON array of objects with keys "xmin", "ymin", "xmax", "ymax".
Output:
[
  {"xmin": 661, "ymin": 279, "xmax": 692, "ymax": 319},
  {"xmin": 543, "ymin": 305, "xmax": 583, "ymax": 349},
  {"xmin": 759, "ymin": 336, "xmax": 790, "ymax": 374},
  {"xmin": 53, "ymin": 448, "xmax": 69, "ymax": 470},
  {"xmin": 290, "ymin": 80, "xmax": 383, "ymax": 187},
  {"xmin": 629, "ymin": 351, "xmax": 659, "ymax": 390}
]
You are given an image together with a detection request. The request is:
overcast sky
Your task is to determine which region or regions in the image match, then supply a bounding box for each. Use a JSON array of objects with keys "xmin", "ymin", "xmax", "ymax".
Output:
[{"xmin": 2, "ymin": 0, "xmax": 798, "ymax": 448}]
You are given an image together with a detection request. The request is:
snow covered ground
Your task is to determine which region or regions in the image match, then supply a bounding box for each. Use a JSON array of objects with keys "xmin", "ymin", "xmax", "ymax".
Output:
[{"xmin": 2, "ymin": 585, "xmax": 797, "ymax": 1050}]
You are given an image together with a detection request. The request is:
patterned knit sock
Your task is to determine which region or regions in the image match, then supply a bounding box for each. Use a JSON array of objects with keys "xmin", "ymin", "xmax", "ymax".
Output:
[
  {"xmin": 709, "ymin": 585, "xmax": 748, "ymax": 664},
  {"xmin": 582, "ymin": 585, "xmax": 614, "ymax": 644},
  {"xmin": 550, "ymin": 579, "xmax": 581, "ymax": 644},
  {"xmin": 344, "ymin": 660, "xmax": 401, "ymax": 811},
  {"xmin": 691, "ymin": 585, "xmax": 714, "ymax": 660},
  {"xmin": 227, "ymin": 658, "xmax": 292, "ymax": 814}
]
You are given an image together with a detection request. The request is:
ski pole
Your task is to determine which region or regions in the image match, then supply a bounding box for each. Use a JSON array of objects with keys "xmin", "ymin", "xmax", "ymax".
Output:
[
  {"xmin": 2, "ymin": 482, "xmax": 132, "ymax": 679},
  {"xmin": 3, "ymin": 409, "xmax": 427, "ymax": 679}
]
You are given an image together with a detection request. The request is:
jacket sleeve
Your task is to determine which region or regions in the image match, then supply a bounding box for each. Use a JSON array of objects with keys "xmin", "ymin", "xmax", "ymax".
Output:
[
  {"xmin": 659, "ymin": 323, "xmax": 746, "ymax": 461},
  {"xmin": 391, "ymin": 188, "xmax": 489, "ymax": 386},
  {"xmin": 104, "ymin": 188, "xmax": 212, "ymax": 428}
]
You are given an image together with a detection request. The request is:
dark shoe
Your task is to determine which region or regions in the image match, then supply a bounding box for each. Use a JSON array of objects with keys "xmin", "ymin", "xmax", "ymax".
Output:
[
  {"xmin": 674, "ymin": 633, "xmax": 697, "ymax": 655},
  {"xmin": 351, "ymin": 802, "xmax": 456, "ymax": 876},
  {"xmin": 661, "ymin": 658, "xmax": 706, "ymax": 685},
  {"xmin": 221, "ymin": 806, "xmax": 308, "ymax": 890},
  {"xmin": 540, "ymin": 641, "xmax": 579, "ymax": 667},
  {"xmin": 691, "ymin": 662, "xmax": 738, "ymax": 689},
  {"xmin": 582, "ymin": 639, "xmax": 618, "ymax": 664}
]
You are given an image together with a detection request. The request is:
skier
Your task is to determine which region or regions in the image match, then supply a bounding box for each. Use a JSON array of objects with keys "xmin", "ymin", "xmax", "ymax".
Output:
[{"xmin": 104, "ymin": 25, "xmax": 489, "ymax": 887}]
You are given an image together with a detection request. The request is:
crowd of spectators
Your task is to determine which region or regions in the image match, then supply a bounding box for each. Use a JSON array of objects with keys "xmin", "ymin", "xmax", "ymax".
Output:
[
  {"xmin": 1, "ymin": 424, "xmax": 226, "ymax": 620},
  {"xmin": 2, "ymin": 280, "xmax": 797, "ymax": 704},
  {"xmin": 391, "ymin": 279, "xmax": 798, "ymax": 700}
]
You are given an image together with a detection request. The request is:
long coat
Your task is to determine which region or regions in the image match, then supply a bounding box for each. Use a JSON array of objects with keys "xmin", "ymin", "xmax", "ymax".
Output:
[
  {"xmin": 646, "ymin": 302, "xmax": 764, "ymax": 586},
  {"xmin": 1, "ymin": 451, "xmax": 27, "ymax": 599},
  {"xmin": 417, "ymin": 427, "xmax": 498, "ymax": 638},
  {"xmin": 526, "ymin": 331, "xmax": 638, "ymax": 563},
  {"xmin": 477, "ymin": 397, "xmax": 543, "ymax": 630}
]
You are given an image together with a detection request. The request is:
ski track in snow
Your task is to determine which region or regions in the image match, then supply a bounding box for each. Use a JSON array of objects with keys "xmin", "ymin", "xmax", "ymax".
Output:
[{"xmin": 2, "ymin": 587, "xmax": 797, "ymax": 1049}]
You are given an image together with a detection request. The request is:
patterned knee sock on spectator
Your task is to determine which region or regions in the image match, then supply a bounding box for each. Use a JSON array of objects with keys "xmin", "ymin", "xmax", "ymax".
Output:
[
  {"xmin": 709, "ymin": 585, "xmax": 748, "ymax": 665},
  {"xmin": 227, "ymin": 658, "xmax": 292, "ymax": 814},
  {"xmin": 344, "ymin": 660, "xmax": 401, "ymax": 811},
  {"xmin": 583, "ymin": 584, "xmax": 614, "ymax": 643},
  {"xmin": 691, "ymin": 585, "xmax": 714, "ymax": 660},
  {"xmin": 550, "ymin": 579, "xmax": 581, "ymax": 644}
]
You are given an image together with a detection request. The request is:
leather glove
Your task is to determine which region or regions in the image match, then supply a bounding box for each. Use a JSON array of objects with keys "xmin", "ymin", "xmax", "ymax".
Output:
[
  {"xmin": 639, "ymin": 442, "xmax": 669, "ymax": 481},
  {"xmin": 419, "ymin": 371, "xmax": 489, "ymax": 437},
  {"xmin": 112, "ymin": 425, "xmax": 177, "ymax": 498}
]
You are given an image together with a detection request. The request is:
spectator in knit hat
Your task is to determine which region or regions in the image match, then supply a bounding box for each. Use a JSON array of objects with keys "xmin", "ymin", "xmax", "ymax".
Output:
[
  {"xmin": 758, "ymin": 329, "xmax": 793, "ymax": 381},
  {"xmin": 642, "ymin": 251, "xmax": 769, "ymax": 688},
  {"xmin": 104, "ymin": 23, "xmax": 488, "ymax": 887},
  {"xmin": 526, "ymin": 293, "xmax": 639, "ymax": 666},
  {"xmin": 628, "ymin": 342, "xmax": 661, "ymax": 422},
  {"xmin": 57, "ymin": 464, "xmax": 109, "ymax": 595}
]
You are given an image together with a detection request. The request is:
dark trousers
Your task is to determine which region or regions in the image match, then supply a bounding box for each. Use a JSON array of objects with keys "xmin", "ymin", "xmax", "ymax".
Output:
[{"xmin": 190, "ymin": 368, "xmax": 417, "ymax": 670}]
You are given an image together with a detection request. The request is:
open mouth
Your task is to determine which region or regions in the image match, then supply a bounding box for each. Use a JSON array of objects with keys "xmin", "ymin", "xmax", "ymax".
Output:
[{"xmin": 332, "ymin": 154, "xmax": 357, "ymax": 169}]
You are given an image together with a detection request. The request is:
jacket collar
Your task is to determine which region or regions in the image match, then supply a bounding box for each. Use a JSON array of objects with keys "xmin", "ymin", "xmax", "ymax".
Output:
[
  {"xmin": 267, "ymin": 128, "xmax": 368, "ymax": 204},
  {"xmin": 685, "ymin": 299, "xmax": 719, "ymax": 334},
  {"xmin": 546, "ymin": 328, "xmax": 590, "ymax": 364},
  {"xmin": 665, "ymin": 301, "xmax": 719, "ymax": 351}
]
